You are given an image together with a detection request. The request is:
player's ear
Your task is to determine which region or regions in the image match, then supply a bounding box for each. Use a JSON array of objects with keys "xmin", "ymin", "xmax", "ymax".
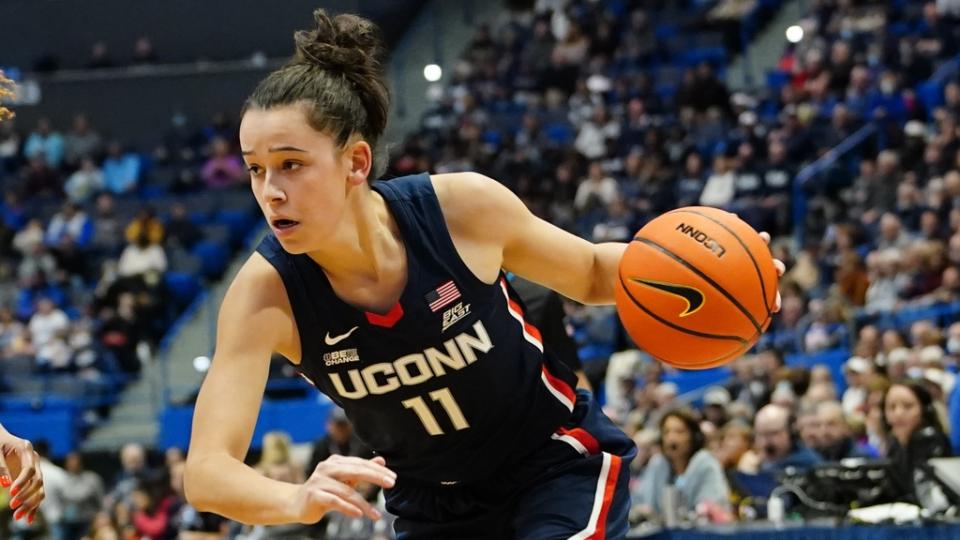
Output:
[{"xmin": 345, "ymin": 138, "xmax": 372, "ymax": 186}]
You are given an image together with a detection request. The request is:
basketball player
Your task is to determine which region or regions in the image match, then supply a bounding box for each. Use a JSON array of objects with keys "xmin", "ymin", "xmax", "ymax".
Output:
[
  {"xmin": 0, "ymin": 424, "xmax": 44, "ymax": 524},
  {"xmin": 183, "ymin": 10, "xmax": 784, "ymax": 539}
]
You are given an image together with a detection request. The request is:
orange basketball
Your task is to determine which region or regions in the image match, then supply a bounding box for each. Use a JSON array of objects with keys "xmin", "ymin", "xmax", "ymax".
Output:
[{"xmin": 615, "ymin": 206, "xmax": 779, "ymax": 370}]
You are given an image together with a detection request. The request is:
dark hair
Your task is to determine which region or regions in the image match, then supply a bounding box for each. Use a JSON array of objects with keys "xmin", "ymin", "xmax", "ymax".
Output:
[
  {"xmin": 880, "ymin": 380, "xmax": 944, "ymax": 435},
  {"xmin": 659, "ymin": 408, "xmax": 705, "ymax": 457},
  {"xmin": 243, "ymin": 9, "xmax": 390, "ymax": 179}
]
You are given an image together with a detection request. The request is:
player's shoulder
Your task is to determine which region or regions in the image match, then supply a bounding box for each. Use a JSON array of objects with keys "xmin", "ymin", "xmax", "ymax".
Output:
[
  {"xmin": 430, "ymin": 172, "xmax": 521, "ymax": 231},
  {"xmin": 220, "ymin": 252, "xmax": 293, "ymax": 329}
]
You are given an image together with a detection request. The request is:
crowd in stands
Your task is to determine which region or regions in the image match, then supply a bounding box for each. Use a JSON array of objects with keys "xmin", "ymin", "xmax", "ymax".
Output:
[
  {"xmin": 6, "ymin": 0, "xmax": 960, "ymax": 537},
  {"xmin": 0, "ymin": 102, "xmax": 258, "ymax": 429}
]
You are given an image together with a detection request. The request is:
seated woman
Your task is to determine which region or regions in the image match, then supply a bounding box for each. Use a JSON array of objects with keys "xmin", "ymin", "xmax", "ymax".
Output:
[
  {"xmin": 633, "ymin": 409, "xmax": 732, "ymax": 523},
  {"xmin": 882, "ymin": 381, "xmax": 953, "ymax": 509}
]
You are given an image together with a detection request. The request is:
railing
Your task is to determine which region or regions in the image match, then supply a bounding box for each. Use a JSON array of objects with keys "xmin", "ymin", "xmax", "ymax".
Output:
[{"xmin": 792, "ymin": 122, "xmax": 878, "ymax": 245}]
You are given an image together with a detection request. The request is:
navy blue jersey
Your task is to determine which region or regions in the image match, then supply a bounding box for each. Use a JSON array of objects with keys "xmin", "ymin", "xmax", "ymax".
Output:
[{"xmin": 256, "ymin": 173, "xmax": 578, "ymax": 485}]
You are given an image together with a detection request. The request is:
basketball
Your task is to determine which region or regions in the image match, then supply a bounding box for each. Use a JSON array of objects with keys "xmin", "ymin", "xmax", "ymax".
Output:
[{"xmin": 615, "ymin": 206, "xmax": 779, "ymax": 370}]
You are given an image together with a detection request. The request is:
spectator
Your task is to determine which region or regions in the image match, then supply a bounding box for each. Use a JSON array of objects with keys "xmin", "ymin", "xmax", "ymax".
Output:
[
  {"xmin": 22, "ymin": 155, "xmax": 62, "ymax": 199},
  {"xmin": 98, "ymin": 293, "xmax": 142, "ymax": 374},
  {"xmin": 753, "ymin": 404, "xmax": 821, "ymax": 473},
  {"xmin": 700, "ymin": 153, "xmax": 736, "ymax": 208},
  {"xmin": 816, "ymin": 401, "xmax": 875, "ymax": 461},
  {"xmin": 124, "ymin": 207, "xmax": 165, "ymax": 246},
  {"xmin": 574, "ymin": 161, "xmax": 618, "ymax": 212},
  {"xmin": 61, "ymin": 451, "xmax": 105, "ymax": 540},
  {"xmin": 132, "ymin": 36, "xmax": 159, "ymax": 65},
  {"xmin": 90, "ymin": 193, "xmax": 124, "ymax": 255},
  {"xmin": 841, "ymin": 356, "xmax": 872, "ymax": 419},
  {"xmin": 574, "ymin": 106, "xmax": 619, "ymax": 160},
  {"xmin": 63, "ymin": 114, "xmax": 103, "ymax": 167},
  {"xmin": 23, "ymin": 117, "xmax": 65, "ymax": 168},
  {"xmin": 85, "ymin": 41, "xmax": 115, "ymax": 69},
  {"xmin": 102, "ymin": 141, "xmax": 141, "ymax": 195},
  {"xmin": 64, "ymin": 156, "xmax": 104, "ymax": 204},
  {"xmin": 881, "ymin": 381, "xmax": 953, "ymax": 508},
  {"xmin": 117, "ymin": 232, "xmax": 167, "ymax": 278},
  {"xmin": 715, "ymin": 419, "xmax": 759, "ymax": 475},
  {"xmin": 200, "ymin": 137, "xmax": 245, "ymax": 189},
  {"xmin": 28, "ymin": 297, "xmax": 69, "ymax": 349},
  {"xmin": 163, "ymin": 203, "xmax": 202, "ymax": 251},
  {"xmin": 634, "ymin": 409, "xmax": 731, "ymax": 522},
  {"xmin": 45, "ymin": 202, "xmax": 94, "ymax": 248},
  {"xmin": 106, "ymin": 442, "xmax": 147, "ymax": 510}
]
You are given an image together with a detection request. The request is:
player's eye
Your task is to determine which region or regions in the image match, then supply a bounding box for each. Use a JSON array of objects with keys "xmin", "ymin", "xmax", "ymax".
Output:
[
  {"xmin": 247, "ymin": 164, "xmax": 263, "ymax": 176},
  {"xmin": 282, "ymin": 160, "xmax": 302, "ymax": 171}
]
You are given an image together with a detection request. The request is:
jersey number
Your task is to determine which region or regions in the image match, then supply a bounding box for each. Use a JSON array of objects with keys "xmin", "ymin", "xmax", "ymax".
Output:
[{"xmin": 402, "ymin": 387, "xmax": 470, "ymax": 436}]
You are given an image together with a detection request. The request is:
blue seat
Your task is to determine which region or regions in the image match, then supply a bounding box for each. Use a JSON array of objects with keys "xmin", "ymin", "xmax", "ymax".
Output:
[
  {"xmin": 191, "ymin": 241, "xmax": 228, "ymax": 279},
  {"xmin": 214, "ymin": 208, "xmax": 256, "ymax": 246},
  {"xmin": 545, "ymin": 122, "xmax": 574, "ymax": 146},
  {"xmin": 766, "ymin": 70, "xmax": 790, "ymax": 92},
  {"xmin": 164, "ymin": 272, "xmax": 201, "ymax": 307}
]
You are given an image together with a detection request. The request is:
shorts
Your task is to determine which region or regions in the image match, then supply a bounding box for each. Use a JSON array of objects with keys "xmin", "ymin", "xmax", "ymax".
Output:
[{"xmin": 385, "ymin": 390, "xmax": 636, "ymax": 539}]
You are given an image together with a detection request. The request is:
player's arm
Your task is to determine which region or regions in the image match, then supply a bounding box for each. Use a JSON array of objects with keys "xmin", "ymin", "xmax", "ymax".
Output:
[
  {"xmin": 183, "ymin": 255, "xmax": 395, "ymax": 525},
  {"xmin": 437, "ymin": 172, "xmax": 625, "ymax": 305}
]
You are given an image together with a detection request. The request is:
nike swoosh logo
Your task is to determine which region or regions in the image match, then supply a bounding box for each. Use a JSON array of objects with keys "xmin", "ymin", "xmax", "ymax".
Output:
[
  {"xmin": 631, "ymin": 279, "xmax": 705, "ymax": 317},
  {"xmin": 324, "ymin": 326, "xmax": 359, "ymax": 346}
]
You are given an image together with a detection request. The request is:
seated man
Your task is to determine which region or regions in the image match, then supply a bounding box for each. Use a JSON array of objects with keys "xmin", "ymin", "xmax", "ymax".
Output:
[
  {"xmin": 754, "ymin": 404, "xmax": 822, "ymax": 473},
  {"xmin": 816, "ymin": 401, "xmax": 875, "ymax": 461}
]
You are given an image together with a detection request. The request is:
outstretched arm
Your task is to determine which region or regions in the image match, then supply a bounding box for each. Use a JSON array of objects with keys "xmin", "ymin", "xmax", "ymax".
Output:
[
  {"xmin": 184, "ymin": 254, "xmax": 395, "ymax": 525},
  {"xmin": 436, "ymin": 172, "xmax": 784, "ymax": 308}
]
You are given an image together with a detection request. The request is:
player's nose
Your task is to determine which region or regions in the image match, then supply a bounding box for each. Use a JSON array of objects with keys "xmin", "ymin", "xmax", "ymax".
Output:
[{"xmin": 261, "ymin": 173, "xmax": 286, "ymax": 203}]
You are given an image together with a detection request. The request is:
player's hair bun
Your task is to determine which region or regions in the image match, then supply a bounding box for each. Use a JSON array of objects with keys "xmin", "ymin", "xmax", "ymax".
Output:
[{"xmin": 294, "ymin": 9, "xmax": 383, "ymax": 74}]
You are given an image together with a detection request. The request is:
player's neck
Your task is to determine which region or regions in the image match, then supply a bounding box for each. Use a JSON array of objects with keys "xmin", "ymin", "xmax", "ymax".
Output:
[{"xmin": 307, "ymin": 183, "xmax": 404, "ymax": 286}]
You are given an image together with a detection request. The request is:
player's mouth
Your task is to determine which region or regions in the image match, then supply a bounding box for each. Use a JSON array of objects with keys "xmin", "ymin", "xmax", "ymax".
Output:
[{"xmin": 271, "ymin": 218, "xmax": 300, "ymax": 236}]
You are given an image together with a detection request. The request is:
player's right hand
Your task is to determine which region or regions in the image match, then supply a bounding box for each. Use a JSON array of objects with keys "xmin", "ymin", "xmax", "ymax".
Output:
[{"xmin": 291, "ymin": 454, "xmax": 396, "ymax": 524}]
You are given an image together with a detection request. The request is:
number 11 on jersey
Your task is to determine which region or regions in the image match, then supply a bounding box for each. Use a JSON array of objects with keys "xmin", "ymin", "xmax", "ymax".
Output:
[{"xmin": 402, "ymin": 387, "xmax": 470, "ymax": 436}]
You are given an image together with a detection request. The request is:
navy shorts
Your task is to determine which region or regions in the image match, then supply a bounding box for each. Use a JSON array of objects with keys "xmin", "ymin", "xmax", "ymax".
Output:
[{"xmin": 385, "ymin": 390, "xmax": 636, "ymax": 539}]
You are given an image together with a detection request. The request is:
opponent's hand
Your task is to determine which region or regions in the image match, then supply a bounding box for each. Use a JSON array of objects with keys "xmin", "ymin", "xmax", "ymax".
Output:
[
  {"xmin": 0, "ymin": 430, "xmax": 44, "ymax": 523},
  {"xmin": 290, "ymin": 455, "xmax": 396, "ymax": 524},
  {"xmin": 759, "ymin": 232, "xmax": 786, "ymax": 313}
]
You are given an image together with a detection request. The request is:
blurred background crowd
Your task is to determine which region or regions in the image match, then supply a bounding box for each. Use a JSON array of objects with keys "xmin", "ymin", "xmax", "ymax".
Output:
[{"xmin": 3, "ymin": 0, "xmax": 960, "ymax": 538}]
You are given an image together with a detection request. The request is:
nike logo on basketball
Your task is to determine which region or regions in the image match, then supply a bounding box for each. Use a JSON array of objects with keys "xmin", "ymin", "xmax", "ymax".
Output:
[
  {"xmin": 632, "ymin": 279, "xmax": 705, "ymax": 317},
  {"xmin": 325, "ymin": 326, "xmax": 359, "ymax": 346}
]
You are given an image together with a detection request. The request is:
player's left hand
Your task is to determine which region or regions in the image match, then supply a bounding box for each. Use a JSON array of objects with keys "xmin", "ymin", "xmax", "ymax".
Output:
[
  {"xmin": 759, "ymin": 232, "xmax": 785, "ymax": 313},
  {"xmin": 0, "ymin": 430, "xmax": 44, "ymax": 524}
]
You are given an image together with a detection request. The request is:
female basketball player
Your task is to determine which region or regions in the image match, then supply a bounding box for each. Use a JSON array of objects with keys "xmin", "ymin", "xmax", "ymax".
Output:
[
  {"xmin": 0, "ymin": 424, "xmax": 44, "ymax": 524},
  {"xmin": 183, "ymin": 10, "xmax": 783, "ymax": 539}
]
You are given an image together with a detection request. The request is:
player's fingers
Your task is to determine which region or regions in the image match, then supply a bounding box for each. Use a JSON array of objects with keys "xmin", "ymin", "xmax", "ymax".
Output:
[
  {"xmin": 307, "ymin": 489, "xmax": 365, "ymax": 520},
  {"xmin": 773, "ymin": 259, "xmax": 786, "ymax": 276},
  {"xmin": 323, "ymin": 479, "xmax": 382, "ymax": 521},
  {"xmin": 759, "ymin": 231, "xmax": 771, "ymax": 244},
  {"xmin": 774, "ymin": 291, "xmax": 782, "ymax": 313},
  {"xmin": 318, "ymin": 455, "xmax": 396, "ymax": 482},
  {"xmin": 9, "ymin": 448, "xmax": 37, "ymax": 499},
  {"xmin": 0, "ymin": 450, "xmax": 10, "ymax": 488},
  {"xmin": 325, "ymin": 463, "xmax": 395, "ymax": 489},
  {"xmin": 370, "ymin": 456, "xmax": 386, "ymax": 467},
  {"xmin": 12, "ymin": 487, "xmax": 43, "ymax": 517}
]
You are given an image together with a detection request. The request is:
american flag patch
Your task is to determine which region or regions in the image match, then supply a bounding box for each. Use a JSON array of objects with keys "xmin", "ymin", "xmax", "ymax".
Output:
[{"xmin": 425, "ymin": 280, "xmax": 461, "ymax": 312}]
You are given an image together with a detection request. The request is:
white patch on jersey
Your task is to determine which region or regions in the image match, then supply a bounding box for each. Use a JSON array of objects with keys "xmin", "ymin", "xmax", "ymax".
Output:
[
  {"xmin": 441, "ymin": 302, "xmax": 471, "ymax": 332},
  {"xmin": 323, "ymin": 348, "xmax": 360, "ymax": 367}
]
